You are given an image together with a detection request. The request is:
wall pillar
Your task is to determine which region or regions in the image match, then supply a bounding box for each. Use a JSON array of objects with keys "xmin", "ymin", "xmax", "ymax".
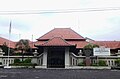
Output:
[
  {"xmin": 43, "ymin": 47, "xmax": 47, "ymax": 68},
  {"xmin": 65, "ymin": 47, "xmax": 70, "ymax": 68},
  {"xmin": 85, "ymin": 57, "xmax": 91, "ymax": 66}
]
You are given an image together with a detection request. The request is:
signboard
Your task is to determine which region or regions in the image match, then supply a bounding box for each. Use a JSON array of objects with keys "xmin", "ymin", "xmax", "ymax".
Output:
[{"xmin": 93, "ymin": 47, "xmax": 110, "ymax": 56}]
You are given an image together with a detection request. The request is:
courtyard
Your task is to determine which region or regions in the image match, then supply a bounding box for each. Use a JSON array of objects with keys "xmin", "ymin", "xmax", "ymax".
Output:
[{"xmin": 0, "ymin": 68, "xmax": 120, "ymax": 79}]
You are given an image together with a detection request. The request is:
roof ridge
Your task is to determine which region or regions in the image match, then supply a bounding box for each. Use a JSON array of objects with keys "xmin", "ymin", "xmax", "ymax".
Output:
[
  {"xmin": 55, "ymin": 37, "xmax": 73, "ymax": 45},
  {"xmin": 37, "ymin": 28, "xmax": 55, "ymax": 40},
  {"xmin": 95, "ymin": 41, "xmax": 120, "ymax": 42},
  {"xmin": 37, "ymin": 28, "xmax": 86, "ymax": 40},
  {"xmin": 54, "ymin": 28, "xmax": 71, "ymax": 29},
  {"xmin": 37, "ymin": 28, "xmax": 70, "ymax": 40},
  {"xmin": 0, "ymin": 37, "xmax": 14, "ymax": 42},
  {"xmin": 69, "ymin": 28, "xmax": 85, "ymax": 39}
]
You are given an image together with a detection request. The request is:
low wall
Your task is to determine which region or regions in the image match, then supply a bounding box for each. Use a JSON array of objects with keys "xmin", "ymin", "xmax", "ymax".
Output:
[{"xmin": 67, "ymin": 66, "xmax": 111, "ymax": 69}]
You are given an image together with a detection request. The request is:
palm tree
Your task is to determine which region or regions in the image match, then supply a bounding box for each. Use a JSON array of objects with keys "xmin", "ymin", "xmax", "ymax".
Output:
[{"xmin": 16, "ymin": 39, "xmax": 30, "ymax": 61}]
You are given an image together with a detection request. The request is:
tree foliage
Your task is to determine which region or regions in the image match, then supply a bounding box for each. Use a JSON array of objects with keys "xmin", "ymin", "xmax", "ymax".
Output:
[
  {"xmin": 0, "ymin": 43, "xmax": 14, "ymax": 55},
  {"xmin": 83, "ymin": 43, "xmax": 99, "ymax": 56},
  {"xmin": 16, "ymin": 39, "xmax": 30, "ymax": 53},
  {"xmin": 84, "ymin": 43, "xmax": 99, "ymax": 49}
]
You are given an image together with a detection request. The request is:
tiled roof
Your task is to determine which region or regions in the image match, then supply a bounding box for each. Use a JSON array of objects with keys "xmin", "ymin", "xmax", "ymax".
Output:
[
  {"xmin": 37, "ymin": 28, "xmax": 85, "ymax": 41},
  {"xmin": 37, "ymin": 37, "xmax": 75, "ymax": 46},
  {"xmin": 0, "ymin": 37, "xmax": 16, "ymax": 48},
  {"xmin": 94, "ymin": 41, "xmax": 120, "ymax": 49},
  {"xmin": 67, "ymin": 41, "xmax": 89, "ymax": 48},
  {"xmin": 30, "ymin": 41, "xmax": 45, "ymax": 48}
]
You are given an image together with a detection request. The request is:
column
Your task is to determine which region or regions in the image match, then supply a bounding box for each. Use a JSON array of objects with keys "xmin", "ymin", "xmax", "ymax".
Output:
[
  {"xmin": 85, "ymin": 57, "xmax": 91, "ymax": 66},
  {"xmin": 65, "ymin": 47, "xmax": 70, "ymax": 68},
  {"xmin": 43, "ymin": 47, "xmax": 47, "ymax": 68}
]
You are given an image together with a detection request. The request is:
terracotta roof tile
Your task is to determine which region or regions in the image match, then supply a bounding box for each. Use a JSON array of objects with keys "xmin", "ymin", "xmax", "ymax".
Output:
[
  {"xmin": 30, "ymin": 41, "xmax": 45, "ymax": 48},
  {"xmin": 67, "ymin": 41, "xmax": 89, "ymax": 48},
  {"xmin": 38, "ymin": 37, "xmax": 74, "ymax": 46},
  {"xmin": 0, "ymin": 37, "xmax": 16, "ymax": 48},
  {"xmin": 94, "ymin": 41, "xmax": 120, "ymax": 49},
  {"xmin": 37, "ymin": 28, "xmax": 85, "ymax": 40}
]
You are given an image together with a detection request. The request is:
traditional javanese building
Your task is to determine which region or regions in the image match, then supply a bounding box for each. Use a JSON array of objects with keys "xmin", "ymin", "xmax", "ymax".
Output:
[
  {"xmin": 0, "ymin": 28, "xmax": 120, "ymax": 68},
  {"xmin": 34, "ymin": 28, "xmax": 87, "ymax": 68}
]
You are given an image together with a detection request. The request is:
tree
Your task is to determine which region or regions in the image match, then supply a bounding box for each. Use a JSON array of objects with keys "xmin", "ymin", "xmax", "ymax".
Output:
[
  {"xmin": 83, "ymin": 43, "xmax": 99, "ymax": 66},
  {"xmin": 83, "ymin": 43, "xmax": 99, "ymax": 56},
  {"xmin": 16, "ymin": 39, "xmax": 30, "ymax": 61},
  {"xmin": 16, "ymin": 39, "xmax": 30, "ymax": 53},
  {"xmin": 0, "ymin": 43, "xmax": 14, "ymax": 55},
  {"xmin": 84, "ymin": 43, "xmax": 99, "ymax": 49}
]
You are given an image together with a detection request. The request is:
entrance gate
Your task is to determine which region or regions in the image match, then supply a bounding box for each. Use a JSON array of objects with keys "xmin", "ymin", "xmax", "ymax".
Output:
[{"xmin": 47, "ymin": 48, "xmax": 65, "ymax": 68}]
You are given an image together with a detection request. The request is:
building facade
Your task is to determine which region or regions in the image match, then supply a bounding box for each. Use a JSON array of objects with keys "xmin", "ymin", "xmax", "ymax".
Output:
[{"xmin": 0, "ymin": 28, "xmax": 120, "ymax": 68}]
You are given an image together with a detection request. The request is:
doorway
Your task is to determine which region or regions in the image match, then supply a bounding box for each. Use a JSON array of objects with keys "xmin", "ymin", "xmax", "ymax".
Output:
[{"xmin": 47, "ymin": 47, "xmax": 65, "ymax": 68}]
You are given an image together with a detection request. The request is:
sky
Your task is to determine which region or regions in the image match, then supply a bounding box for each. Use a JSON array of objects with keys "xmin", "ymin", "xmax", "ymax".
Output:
[{"xmin": 0, "ymin": 0, "xmax": 120, "ymax": 41}]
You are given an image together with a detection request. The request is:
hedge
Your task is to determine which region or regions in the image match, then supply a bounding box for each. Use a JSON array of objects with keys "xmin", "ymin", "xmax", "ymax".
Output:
[
  {"xmin": 23, "ymin": 58, "xmax": 31, "ymax": 63},
  {"xmin": 98, "ymin": 60, "xmax": 107, "ymax": 66},
  {"xmin": 115, "ymin": 59, "xmax": 120, "ymax": 66},
  {"xmin": 14, "ymin": 59, "xmax": 21, "ymax": 63},
  {"xmin": 14, "ymin": 58, "xmax": 31, "ymax": 63},
  {"xmin": 78, "ymin": 62, "xmax": 85, "ymax": 66},
  {"xmin": 91, "ymin": 63, "xmax": 98, "ymax": 66},
  {"xmin": 12, "ymin": 58, "xmax": 34, "ymax": 66}
]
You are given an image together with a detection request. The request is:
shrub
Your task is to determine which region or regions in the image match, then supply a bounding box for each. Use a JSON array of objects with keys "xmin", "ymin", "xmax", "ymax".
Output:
[
  {"xmin": 98, "ymin": 60, "xmax": 107, "ymax": 66},
  {"xmin": 115, "ymin": 59, "xmax": 120, "ymax": 66},
  {"xmin": 14, "ymin": 58, "xmax": 31, "ymax": 63},
  {"xmin": 11, "ymin": 58, "xmax": 33, "ymax": 66},
  {"xmin": 78, "ymin": 62, "xmax": 85, "ymax": 66},
  {"xmin": 23, "ymin": 58, "xmax": 31, "ymax": 63},
  {"xmin": 91, "ymin": 63, "xmax": 98, "ymax": 66},
  {"xmin": 14, "ymin": 59, "xmax": 21, "ymax": 63}
]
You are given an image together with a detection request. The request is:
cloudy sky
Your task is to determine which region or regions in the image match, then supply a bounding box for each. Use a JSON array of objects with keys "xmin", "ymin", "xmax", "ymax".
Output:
[{"xmin": 0, "ymin": 0, "xmax": 120, "ymax": 41}]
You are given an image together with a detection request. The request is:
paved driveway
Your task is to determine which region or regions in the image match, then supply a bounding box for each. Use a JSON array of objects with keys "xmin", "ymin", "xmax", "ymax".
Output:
[{"xmin": 0, "ymin": 69, "xmax": 120, "ymax": 79}]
